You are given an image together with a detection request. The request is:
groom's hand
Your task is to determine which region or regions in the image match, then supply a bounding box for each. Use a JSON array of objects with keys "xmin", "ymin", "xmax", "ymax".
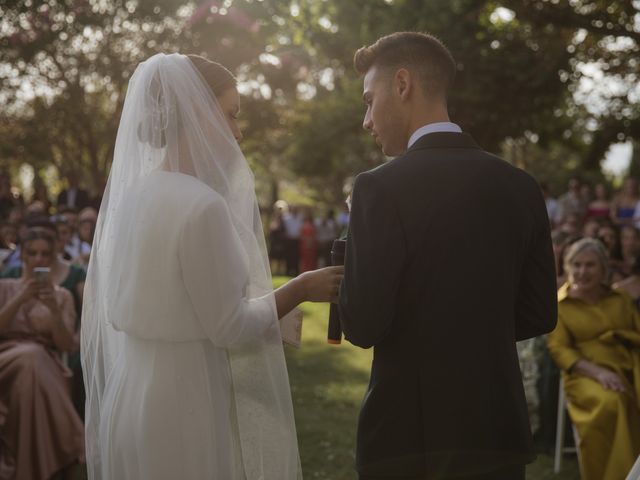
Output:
[{"xmin": 299, "ymin": 266, "xmax": 344, "ymax": 303}]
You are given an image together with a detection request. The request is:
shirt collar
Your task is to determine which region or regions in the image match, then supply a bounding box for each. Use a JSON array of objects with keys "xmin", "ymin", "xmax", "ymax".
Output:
[{"xmin": 408, "ymin": 122, "xmax": 462, "ymax": 149}]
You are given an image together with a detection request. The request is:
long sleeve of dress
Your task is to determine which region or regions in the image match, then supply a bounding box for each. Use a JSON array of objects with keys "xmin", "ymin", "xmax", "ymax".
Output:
[
  {"xmin": 179, "ymin": 195, "xmax": 276, "ymax": 348},
  {"xmin": 546, "ymin": 312, "xmax": 582, "ymax": 371}
]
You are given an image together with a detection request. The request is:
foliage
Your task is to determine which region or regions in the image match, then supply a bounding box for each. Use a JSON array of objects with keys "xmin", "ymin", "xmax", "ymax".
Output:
[
  {"xmin": 0, "ymin": 0, "xmax": 638, "ymax": 201},
  {"xmin": 501, "ymin": 0, "xmax": 640, "ymax": 169},
  {"xmin": 279, "ymin": 0, "xmax": 638, "ymax": 181},
  {"xmin": 0, "ymin": 0, "xmax": 191, "ymax": 189}
]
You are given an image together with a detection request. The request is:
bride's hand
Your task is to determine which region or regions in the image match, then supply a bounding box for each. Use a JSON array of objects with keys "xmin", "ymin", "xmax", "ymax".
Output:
[{"xmin": 299, "ymin": 266, "xmax": 344, "ymax": 303}]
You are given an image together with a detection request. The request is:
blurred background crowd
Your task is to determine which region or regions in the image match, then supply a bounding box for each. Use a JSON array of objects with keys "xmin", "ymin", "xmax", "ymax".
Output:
[
  {"xmin": 2, "ymin": 167, "xmax": 640, "ymax": 478},
  {"xmin": 267, "ymin": 200, "xmax": 350, "ymax": 276},
  {"xmin": 1, "ymin": 0, "xmax": 639, "ymax": 478},
  {"xmin": 518, "ymin": 176, "xmax": 640, "ymax": 479},
  {"xmin": 0, "ymin": 168, "xmax": 356, "ymax": 479}
]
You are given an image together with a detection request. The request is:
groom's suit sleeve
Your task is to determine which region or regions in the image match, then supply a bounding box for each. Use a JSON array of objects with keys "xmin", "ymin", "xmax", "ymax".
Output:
[
  {"xmin": 514, "ymin": 179, "xmax": 558, "ymax": 341},
  {"xmin": 338, "ymin": 171, "xmax": 407, "ymax": 349}
]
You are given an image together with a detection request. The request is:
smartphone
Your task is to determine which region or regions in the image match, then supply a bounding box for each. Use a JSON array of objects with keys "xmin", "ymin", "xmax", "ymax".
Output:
[{"xmin": 33, "ymin": 267, "xmax": 51, "ymax": 284}]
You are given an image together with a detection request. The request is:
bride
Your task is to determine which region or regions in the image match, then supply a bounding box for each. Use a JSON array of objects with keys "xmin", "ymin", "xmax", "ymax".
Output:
[{"xmin": 81, "ymin": 53, "xmax": 343, "ymax": 480}]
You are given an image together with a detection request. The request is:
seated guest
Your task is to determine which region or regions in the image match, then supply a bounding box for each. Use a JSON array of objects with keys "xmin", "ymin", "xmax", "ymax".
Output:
[
  {"xmin": 0, "ymin": 221, "xmax": 18, "ymax": 269},
  {"xmin": 54, "ymin": 215, "xmax": 74, "ymax": 261},
  {"xmin": 78, "ymin": 206, "xmax": 98, "ymax": 230},
  {"xmin": 559, "ymin": 212, "xmax": 581, "ymax": 236},
  {"xmin": 0, "ymin": 228, "xmax": 84, "ymax": 479},
  {"xmin": 1, "ymin": 220, "xmax": 87, "ymax": 416},
  {"xmin": 54, "ymin": 215, "xmax": 82, "ymax": 262},
  {"xmin": 547, "ymin": 238, "xmax": 640, "ymax": 480},
  {"xmin": 620, "ymin": 225, "xmax": 640, "ymax": 277},
  {"xmin": 56, "ymin": 208, "xmax": 90, "ymax": 264},
  {"xmin": 613, "ymin": 255, "xmax": 640, "ymax": 309},
  {"xmin": 551, "ymin": 231, "xmax": 579, "ymax": 288},
  {"xmin": 57, "ymin": 206, "xmax": 79, "ymax": 231},
  {"xmin": 1, "ymin": 219, "xmax": 85, "ymax": 318},
  {"xmin": 582, "ymin": 218, "xmax": 601, "ymax": 238},
  {"xmin": 2, "ymin": 209, "xmax": 33, "ymax": 272},
  {"xmin": 0, "ymin": 222, "xmax": 18, "ymax": 250},
  {"xmin": 74, "ymin": 207, "xmax": 97, "ymax": 267},
  {"xmin": 611, "ymin": 177, "xmax": 639, "ymax": 226},
  {"xmin": 597, "ymin": 222, "xmax": 625, "ymax": 282}
]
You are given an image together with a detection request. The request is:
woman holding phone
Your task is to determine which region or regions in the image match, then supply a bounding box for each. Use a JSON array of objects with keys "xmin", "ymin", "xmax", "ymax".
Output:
[{"xmin": 0, "ymin": 228, "xmax": 84, "ymax": 479}]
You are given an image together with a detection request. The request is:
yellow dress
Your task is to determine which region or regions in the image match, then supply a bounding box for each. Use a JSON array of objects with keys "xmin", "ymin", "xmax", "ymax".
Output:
[{"xmin": 547, "ymin": 284, "xmax": 640, "ymax": 480}]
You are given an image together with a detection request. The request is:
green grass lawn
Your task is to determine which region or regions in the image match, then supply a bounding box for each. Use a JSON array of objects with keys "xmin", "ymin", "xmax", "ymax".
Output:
[{"xmin": 280, "ymin": 277, "xmax": 581, "ymax": 480}]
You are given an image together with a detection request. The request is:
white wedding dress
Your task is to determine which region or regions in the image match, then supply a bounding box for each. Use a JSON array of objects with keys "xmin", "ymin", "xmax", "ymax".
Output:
[{"xmin": 81, "ymin": 54, "xmax": 301, "ymax": 479}]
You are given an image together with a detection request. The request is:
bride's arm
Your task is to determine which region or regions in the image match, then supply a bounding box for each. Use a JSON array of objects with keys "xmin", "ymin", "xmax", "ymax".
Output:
[
  {"xmin": 274, "ymin": 266, "xmax": 343, "ymax": 319},
  {"xmin": 180, "ymin": 195, "xmax": 342, "ymax": 347}
]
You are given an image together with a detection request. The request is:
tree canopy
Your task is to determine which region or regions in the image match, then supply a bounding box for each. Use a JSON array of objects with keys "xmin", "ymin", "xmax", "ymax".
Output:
[{"xmin": 1, "ymin": 0, "xmax": 638, "ymax": 203}]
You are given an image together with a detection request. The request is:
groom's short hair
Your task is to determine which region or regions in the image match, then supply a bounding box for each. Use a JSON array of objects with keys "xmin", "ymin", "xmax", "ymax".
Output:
[{"xmin": 354, "ymin": 32, "xmax": 456, "ymax": 98}]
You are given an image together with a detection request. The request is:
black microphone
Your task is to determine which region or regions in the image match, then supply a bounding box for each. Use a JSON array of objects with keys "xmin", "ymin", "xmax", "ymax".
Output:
[{"xmin": 327, "ymin": 239, "xmax": 346, "ymax": 344}]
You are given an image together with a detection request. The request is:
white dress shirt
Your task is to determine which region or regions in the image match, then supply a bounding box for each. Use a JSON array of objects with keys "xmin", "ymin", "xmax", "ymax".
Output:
[{"xmin": 408, "ymin": 122, "xmax": 462, "ymax": 149}]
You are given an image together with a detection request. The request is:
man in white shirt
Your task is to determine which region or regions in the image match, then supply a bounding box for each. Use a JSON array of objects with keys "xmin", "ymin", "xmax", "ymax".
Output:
[{"xmin": 339, "ymin": 31, "xmax": 556, "ymax": 480}]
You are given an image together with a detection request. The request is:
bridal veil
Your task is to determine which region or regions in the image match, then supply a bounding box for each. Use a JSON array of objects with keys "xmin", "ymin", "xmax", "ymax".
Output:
[{"xmin": 81, "ymin": 53, "xmax": 301, "ymax": 479}]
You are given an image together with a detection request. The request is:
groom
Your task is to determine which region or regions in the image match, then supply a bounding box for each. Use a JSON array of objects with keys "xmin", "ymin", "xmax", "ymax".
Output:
[{"xmin": 338, "ymin": 32, "xmax": 557, "ymax": 480}]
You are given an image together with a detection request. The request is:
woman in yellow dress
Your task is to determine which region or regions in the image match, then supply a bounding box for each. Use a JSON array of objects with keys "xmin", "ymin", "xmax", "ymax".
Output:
[{"xmin": 548, "ymin": 237, "xmax": 640, "ymax": 480}]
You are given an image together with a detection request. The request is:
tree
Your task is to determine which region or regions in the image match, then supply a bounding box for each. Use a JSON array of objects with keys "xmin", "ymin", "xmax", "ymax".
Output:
[
  {"xmin": 500, "ymin": 0, "xmax": 639, "ymax": 170},
  {"xmin": 0, "ymin": 0, "xmax": 190, "ymax": 190},
  {"xmin": 256, "ymin": 0, "xmax": 638, "ymax": 193},
  {"xmin": 1, "ymin": 0, "xmax": 637, "ymax": 203}
]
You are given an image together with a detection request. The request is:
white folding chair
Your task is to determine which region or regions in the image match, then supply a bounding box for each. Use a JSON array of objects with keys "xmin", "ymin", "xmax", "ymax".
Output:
[
  {"xmin": 553, "ymin": 379, "xmax": 580, "ymax": 474},
  {"xmin": 627, "ymin": 455, "xmax": 640, "ymax": 480}
]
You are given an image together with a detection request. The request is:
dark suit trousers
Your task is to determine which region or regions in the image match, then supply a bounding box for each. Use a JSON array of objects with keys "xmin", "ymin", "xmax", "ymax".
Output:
[{"xmin": 359, "ymin": 463, "xmax": 525, "ymax": 480}]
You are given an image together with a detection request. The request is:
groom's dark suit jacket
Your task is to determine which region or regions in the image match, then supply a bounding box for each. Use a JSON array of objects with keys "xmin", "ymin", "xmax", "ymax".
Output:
[{"xmin": 338, "ymin": 132, "xmax": 557, "ymax": 478}]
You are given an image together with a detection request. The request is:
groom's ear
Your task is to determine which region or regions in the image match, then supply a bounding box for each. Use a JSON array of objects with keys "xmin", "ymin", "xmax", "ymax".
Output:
[{"xmin": 393, "ymin": 68, "xmax": 412, "ymax": 102}]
